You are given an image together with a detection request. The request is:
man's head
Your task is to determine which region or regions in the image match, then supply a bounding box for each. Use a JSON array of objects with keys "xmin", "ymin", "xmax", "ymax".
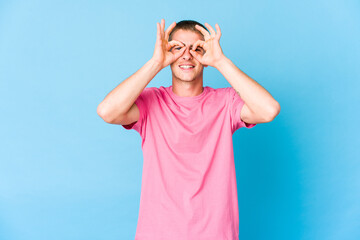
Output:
[
  {"xmin": 169, "ymin": 20, "xmax": 209, "ymax": 84},
  {"xmin": 168, "ymin": 20, "xmax": 208, "ymax": 41}
]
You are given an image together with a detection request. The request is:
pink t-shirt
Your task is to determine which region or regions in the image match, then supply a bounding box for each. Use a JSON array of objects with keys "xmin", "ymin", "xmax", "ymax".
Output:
[{"xmin": 122, "ymin": 85, "xmax": 256, "ymax": 240}]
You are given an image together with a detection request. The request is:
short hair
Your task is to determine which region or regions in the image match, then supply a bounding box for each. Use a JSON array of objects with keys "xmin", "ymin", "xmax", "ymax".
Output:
[{"xmin": 168, "ymin": 20, "xmax": 209, "ymax": 41}]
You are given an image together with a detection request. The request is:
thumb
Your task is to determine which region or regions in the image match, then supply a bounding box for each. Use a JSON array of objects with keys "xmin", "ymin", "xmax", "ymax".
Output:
[
  {"xmin": 190, "ymin": 50, "xmax": 203, "ymax": 63},
  {"xmin": 173, "ymin": 47, "xmax": 186, "ymax": 60}
]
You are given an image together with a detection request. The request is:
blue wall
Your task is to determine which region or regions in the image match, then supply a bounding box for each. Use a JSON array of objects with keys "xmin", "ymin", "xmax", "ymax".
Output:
[{"xmin": 1, "ymin": 0, "xmax": 359, "ymax": 239}]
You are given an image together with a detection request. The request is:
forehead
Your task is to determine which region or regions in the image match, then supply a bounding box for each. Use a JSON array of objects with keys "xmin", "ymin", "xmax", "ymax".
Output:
[{"xmin": 171, "ymin": 29, "xmax": 204, "ymax": 45}]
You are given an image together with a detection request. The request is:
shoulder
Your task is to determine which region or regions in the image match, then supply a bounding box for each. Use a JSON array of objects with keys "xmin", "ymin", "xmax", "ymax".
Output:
[
  {"xmin": 142, "ymin": 86, "xmax": 158, "ymax": 94},
  {"xmin": 138, "ymin": 86, "xmax": 169, "ymax": 105},
  {"xmin": 207, "ymin": 86, "xmax": 231, "ymax": 92},
  {"xmin": 206, "ymin": 86, "xmax": 234, "ymax": 97},
  {"xmin": 138, "ymin": 87, "xmax": 158, "ymax": 99},
  {"xmin": 155, "ymin": 85, "xmax": 172, "ymax": 99},
  {"xmin": 217, "ymin": 87, "xmax": 242, "ymax": 99}
]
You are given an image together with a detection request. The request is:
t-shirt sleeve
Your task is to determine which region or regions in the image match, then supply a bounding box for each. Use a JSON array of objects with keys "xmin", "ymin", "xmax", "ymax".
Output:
[
  {"xmin": 121, "ymin": 88, "xmax": 152, "ymax": 138},
  {"xmin": 228, "ymin": 87, "xmax": 256, "ymax": 133}
]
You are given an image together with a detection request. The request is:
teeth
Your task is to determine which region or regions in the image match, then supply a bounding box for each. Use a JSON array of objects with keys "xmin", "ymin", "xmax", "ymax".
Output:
[{"xmin": 180, "ymin": 65, "xmax": 194, "ymax": 69}]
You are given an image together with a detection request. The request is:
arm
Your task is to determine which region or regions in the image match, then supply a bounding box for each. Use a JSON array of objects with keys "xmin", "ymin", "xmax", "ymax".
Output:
[
  {"xmin": 190, "ymin": 23, "xmax": 281, "ymax": 124},
  {"xmin": 215, "ymin": 56, "xmax": 280, "ymax": 123},
  {"xmin": 97, "ymin": 19, "xmax": 185, "ymax": 124},
  {"xmin": 97, "ymin": 59, "xmax": 160, "ymax": 124}
]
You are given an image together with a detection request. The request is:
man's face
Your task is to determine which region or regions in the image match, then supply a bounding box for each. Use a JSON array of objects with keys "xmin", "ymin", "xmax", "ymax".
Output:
[{"xmin": 170, "ymin": 29, "xmax": 206, "ymax": 83}]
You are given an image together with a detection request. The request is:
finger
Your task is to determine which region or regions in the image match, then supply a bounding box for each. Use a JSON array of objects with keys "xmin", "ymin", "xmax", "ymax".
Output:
[
  {"xmin": 164, "ymin": 21, "xmax": 176, "ymax": 41},
  {"xmin": 167, "ymin": 40, "xmax": 185, "ymax": 51},
  {"xmin": 160, "ymin": 19, "xmax": 165, "ymax": 39},
  {"xmin": 205, "ymin": 23, "xmax": 216, "ymax": 37},
  {"xmin": 195, "ymin": 24, "xmax": 210, "ymax": 40},
  {"xmin": 173, "ymin": 47, "xmax": 186, "ymax": 60},
  {"xmin": 190, "ymin": 49, "xmax": 203, "ymax": 63},
  {"xmin": 156, "ymin": 22, "xmax": 161, "ymax": 42},
  {"xmin": 192, "ymin": 40, "xmax": 205, "ymax": 51},
  {"xmin": 168, "ymin": 40, "xmax": 185, "ymax": 47},
  {"xmin": 215, "ymin": 23, "xmax": 221, "ymax": 40}
]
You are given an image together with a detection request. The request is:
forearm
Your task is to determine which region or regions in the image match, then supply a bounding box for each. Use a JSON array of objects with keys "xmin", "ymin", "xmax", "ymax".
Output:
[
  {"xmin": 215, "ymin": 56, "xmax": 280, "ymax": 118},
  {"xmin": 97, "ymin": 58, "xmax": 161, "ymax": 121}
]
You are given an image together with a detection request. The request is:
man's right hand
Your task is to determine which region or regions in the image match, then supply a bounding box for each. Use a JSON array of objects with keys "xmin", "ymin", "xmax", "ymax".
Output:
[{"xmin": 151, "ymin": 19, "xmax": 185, "ymax": 69}]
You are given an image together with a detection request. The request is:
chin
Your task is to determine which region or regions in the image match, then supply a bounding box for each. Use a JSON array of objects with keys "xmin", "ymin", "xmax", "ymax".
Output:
[
  {"xmin": 175, "ymin": 76, "xmax": 197, "ymax": 82},
  {"xmin": 172, "ymin": 72, "xmax": 203, "ymax": 83}
]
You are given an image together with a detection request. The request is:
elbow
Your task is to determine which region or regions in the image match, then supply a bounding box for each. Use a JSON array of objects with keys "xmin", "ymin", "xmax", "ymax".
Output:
[
  {"xmin": 263, "ymin": 101, "xmax": 281, "ymax": 122},
  {"xmin": 97, "ymin": 104, "xmax": 127, "ymax": 124},
  {"xmin": 97, "ymin": 104, "xmax": 112, "ymax": 123}
]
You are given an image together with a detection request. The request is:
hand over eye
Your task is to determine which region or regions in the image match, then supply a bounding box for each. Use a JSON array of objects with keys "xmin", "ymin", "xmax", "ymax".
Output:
[
  {"xmin": 189, "ymin": 23, "xmax": 225, "ymax": 68},
  {"xmin": 152, "ymin": 19, "xmax": 186, "ymax": 69}
]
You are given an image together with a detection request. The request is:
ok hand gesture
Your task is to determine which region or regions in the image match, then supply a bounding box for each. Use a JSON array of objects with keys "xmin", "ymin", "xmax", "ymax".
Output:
[
  {"xmin": 190, "ymin": 23, "xmax": 225, "ymax": 68},
  {"xmin": 152, "ymin": 19, "xmax": 186, "ymax": 69}
]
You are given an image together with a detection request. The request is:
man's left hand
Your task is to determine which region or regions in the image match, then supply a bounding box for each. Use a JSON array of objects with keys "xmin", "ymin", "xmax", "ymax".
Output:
[{"xmin": 190, "ymin": 23, "xmax": 225, "ymax": 68}]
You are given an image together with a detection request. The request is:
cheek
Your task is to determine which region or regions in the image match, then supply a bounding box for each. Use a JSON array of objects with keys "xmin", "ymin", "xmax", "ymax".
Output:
[{"xmin": 170, "ymin": 63, "xmax": 178, "ymax": 73}]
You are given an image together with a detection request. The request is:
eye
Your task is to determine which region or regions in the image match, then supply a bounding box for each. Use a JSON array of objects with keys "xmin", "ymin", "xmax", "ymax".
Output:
[
  {"xmin": 195, "ymin": 47, "xmax": 204, "ymax": 53},
  {"xmin": 174, "ymin": 46, "xmax": 182, "ymax": 50}
]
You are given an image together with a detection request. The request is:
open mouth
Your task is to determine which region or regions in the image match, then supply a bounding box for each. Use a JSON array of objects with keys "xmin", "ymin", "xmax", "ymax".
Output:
[{"xmin": 179, "ymin": 65, "xmax": 195, "ymax": 70}]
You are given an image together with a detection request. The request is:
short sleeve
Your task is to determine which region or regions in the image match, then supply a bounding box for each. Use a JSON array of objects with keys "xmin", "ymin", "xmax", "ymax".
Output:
[
  {"xmin": 228, "ymin": 87, "xmax": 256, "ymax": 133},
  {"xmin": 121, "ymin": 88, "xmax": 152, "ymax": 138}
]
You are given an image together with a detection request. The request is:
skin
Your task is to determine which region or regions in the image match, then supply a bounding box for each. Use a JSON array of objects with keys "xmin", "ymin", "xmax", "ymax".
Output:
[
  {"xmin": 97, "ymin": 19, "xmax": 280, "ymax": 125},
  {"xmin": 151, "ymin": 19, "xmax": 280, "ymax": 123},
  {"xmin": 151, "ymin": 20, "xmax": 206, "ymax": 97},
  {"xmin": 151, "ymin": 20, "xmax": 225, "ymax": 97},
  {"xmin": 169, "ymin": 29, "xmax": 207, "ymax": 96}
]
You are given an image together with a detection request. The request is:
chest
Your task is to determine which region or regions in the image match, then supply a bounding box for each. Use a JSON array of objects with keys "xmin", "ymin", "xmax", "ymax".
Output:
[{"xmin": 147, "ymin": 98, "xmax": 229, "ymax": 147}]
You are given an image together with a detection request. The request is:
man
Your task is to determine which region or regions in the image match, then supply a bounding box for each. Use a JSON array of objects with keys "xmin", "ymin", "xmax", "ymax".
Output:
[{"xmin": 97, "ymin": 19, "xmax": 280, "ymax": 240}]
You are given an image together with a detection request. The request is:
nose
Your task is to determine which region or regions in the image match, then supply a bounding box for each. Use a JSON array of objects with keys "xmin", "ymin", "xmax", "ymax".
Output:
[{"xmin": 181, "ymin": 46, "xmax": 193, "ymax": 60}]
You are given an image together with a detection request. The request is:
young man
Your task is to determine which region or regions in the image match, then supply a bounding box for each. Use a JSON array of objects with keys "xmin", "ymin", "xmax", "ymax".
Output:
[{"xmin": 97, "ymin": 19, "xmax": 280, "ymax": 240}]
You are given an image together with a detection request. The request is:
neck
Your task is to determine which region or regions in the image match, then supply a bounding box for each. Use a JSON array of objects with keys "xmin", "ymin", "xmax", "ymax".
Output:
[{"xmin": 171, "ymin": 79, "xmax": 204, "ymax": 97}]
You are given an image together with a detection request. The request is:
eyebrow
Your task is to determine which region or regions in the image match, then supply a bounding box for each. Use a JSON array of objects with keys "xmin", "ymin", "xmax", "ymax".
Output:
[{"xmin": 178, "ymin": 41, "xmax": 203, "ymax": 49}]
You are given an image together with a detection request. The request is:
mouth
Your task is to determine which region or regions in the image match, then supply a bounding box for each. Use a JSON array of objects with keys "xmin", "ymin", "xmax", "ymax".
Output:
[{"xmin": 179, "ymin": 64, "xmax": 195, "ymax": 71}]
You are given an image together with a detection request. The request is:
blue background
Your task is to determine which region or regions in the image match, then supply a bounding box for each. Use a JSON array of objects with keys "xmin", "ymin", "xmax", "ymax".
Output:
[{"xmin": 1, "ymin": 0, "xmax": 359, "ymax": 239}]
